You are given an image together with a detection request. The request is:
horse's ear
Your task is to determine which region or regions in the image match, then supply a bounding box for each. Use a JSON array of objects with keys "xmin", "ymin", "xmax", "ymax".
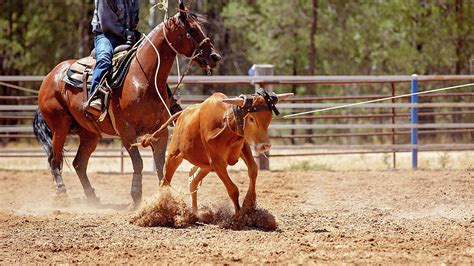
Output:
[{"xmin": 179, "ymin": 0, "xmax": 187, "ymax": 21}]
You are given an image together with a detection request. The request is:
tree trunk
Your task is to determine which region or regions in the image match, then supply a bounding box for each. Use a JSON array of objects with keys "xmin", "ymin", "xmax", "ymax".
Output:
[
  {"xmin": 308, "ymin": 0, "xmax": 318, "ymax": 78},
  {"xmin": 149, "ymin": 0, "xmax": 156, "ymax": 31},
  {"xmin": 306, "ymin": 0, "xmax": 318, "ymax": 144},
  {"xmin": 291, "ymin": 62, "xmax": 297, "ymax": 145},
  {"xmin": 454, "ymin": 0, "xmax": 466, "ymax": 74},
  {"xmin": 453, "ymin": 0, "xmax": 467, "ymax": 140}
]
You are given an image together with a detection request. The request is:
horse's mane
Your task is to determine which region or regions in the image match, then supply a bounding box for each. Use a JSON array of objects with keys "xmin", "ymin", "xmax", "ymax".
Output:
[
  {"xmin": 187, "ymin": 11, "xmax": 207, "ymax": 26},
  {"xmin": 173, "ymin": 5, "xmax": 207, "ymax": 29}
]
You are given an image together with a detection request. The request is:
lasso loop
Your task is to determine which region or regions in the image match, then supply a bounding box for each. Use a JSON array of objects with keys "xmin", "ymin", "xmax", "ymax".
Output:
[{"xmin": 150, "ymin": 0, "xmax": 169, "ymax": 20}]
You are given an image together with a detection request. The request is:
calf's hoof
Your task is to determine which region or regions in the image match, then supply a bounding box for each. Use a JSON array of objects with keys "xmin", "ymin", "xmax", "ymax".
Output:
[{"xmin": 242, "ymin": 198, "xmax": 256, "ymax": 211}]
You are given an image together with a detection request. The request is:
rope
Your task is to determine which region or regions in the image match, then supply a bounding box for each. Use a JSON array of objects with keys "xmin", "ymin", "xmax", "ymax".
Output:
[
  {"xmin": 143, "ymin": 30, "xmax": 174, "ymax": 121},
  {"xmin": 283, "ymin": 82, "xmax": 474, "ymax": 118},
  {"xmin": 163, "ymin": 25, "xmax": 200, "ymax": 60},
  {"xmin": 176, "ymin": 57, "xmax": 181, "ymax": 101},
  {"xmin": 150, "ymin": 0, "xmax": 168, "ymax": 13},
  {"xmin": 0, "ymin": 81, "xmax": 39, "ymax": 94}
]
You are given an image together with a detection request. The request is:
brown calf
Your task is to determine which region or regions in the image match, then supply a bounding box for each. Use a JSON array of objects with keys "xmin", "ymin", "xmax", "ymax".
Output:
[{"xmin": 138, "ymin": 89, "xmax": 292, "ymax": 216}]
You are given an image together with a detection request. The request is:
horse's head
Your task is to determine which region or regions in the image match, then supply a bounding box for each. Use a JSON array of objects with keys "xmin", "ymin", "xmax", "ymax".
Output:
[{"xmin": 165, "ymin": 0, "xmax": 221, "ymax": 70}]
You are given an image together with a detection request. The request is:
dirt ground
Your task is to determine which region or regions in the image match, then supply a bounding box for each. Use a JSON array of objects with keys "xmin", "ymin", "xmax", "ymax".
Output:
[{"xmin": 0, "ymin": 169, "xmax": 472, "ymax": 263}]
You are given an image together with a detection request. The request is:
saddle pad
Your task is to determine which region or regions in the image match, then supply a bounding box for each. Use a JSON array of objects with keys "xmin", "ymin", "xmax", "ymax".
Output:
[{"xmin": 63, "ymin": 51, "xmax": 129, "ymax": 89}]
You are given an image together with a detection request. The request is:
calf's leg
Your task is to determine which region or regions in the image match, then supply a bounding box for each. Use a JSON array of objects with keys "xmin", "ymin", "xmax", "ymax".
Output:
[
  {"xmin": 162, "ymin": 151, "xmax": 183, "ymax": 187},
  {"xmin": 211, "ymin": 159, "xmax": 240, "ymax": 216},
  {"xmin": 189, "ymin": 168, "xmax": 210, "ymax": 212},
  {"xmin": 240, "ymin": 142, "xmax": 258, "ymax": 210}
]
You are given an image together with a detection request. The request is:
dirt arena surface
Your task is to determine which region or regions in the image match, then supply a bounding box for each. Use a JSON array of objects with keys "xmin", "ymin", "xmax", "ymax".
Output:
[{"xmin": 0, "ymin": 169, "xmax": 472, "ymax": 263}]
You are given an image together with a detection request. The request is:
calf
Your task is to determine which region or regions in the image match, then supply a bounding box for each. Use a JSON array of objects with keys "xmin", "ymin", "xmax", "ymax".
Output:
[{"xmin": 138, "ymin": 89, "xmax": 292, "ymax": 216}]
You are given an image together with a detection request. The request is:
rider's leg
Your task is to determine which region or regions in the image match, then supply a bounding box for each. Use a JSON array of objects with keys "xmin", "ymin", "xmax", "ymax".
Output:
[{"xmin": 89, "ymin": 34, "xmax": 119, "ymax": 110}]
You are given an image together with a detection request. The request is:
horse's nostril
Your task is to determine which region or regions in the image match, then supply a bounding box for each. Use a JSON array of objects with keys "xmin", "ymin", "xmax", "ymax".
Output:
[{"xmin": 210, "ymin": 53, "xmax": 221, "ymax": 63}]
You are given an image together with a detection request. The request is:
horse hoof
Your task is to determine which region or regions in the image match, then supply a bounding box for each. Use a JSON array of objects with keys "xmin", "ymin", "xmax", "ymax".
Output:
[
  {"xmin": 131, "ymin": 192, "xmax": 142, "ymax": 207},
  {"xmin": 86, "ymin": 196, "xmax": 101, "ymax": 205},
  {"xmin": 53, "ymin": 192, "xmax": 69, "ymax": 207},
  {"xmin": 56, "ymin": 186, "xmax": 67, "ymax": 195}
]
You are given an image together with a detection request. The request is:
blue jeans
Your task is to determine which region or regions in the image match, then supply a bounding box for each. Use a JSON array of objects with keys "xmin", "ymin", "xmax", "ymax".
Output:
[{"xmin": 90, "ymin": 33, "xmax": 122, "ymax": 96}]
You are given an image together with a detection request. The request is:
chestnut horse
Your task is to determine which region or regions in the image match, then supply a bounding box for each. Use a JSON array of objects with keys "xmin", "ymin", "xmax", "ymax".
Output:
[{"xmin": 33, "ymin": 3, "xmax": 220, "ymax": 206}]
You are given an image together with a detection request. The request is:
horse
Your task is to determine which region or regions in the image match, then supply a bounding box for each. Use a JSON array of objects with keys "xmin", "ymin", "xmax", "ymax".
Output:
[{"xmin": 33, "ymin": 1, "xmax": 221, "ymax": 206}]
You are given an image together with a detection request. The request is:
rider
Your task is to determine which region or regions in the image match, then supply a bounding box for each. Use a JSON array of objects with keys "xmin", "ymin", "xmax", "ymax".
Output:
[
  {"xmin": 89, "ymin": 0, "xmax": 140, "ymax": 111},
  {"xmin": 89, "ymin": 0, "xmax": 182, "ymax": 114}
]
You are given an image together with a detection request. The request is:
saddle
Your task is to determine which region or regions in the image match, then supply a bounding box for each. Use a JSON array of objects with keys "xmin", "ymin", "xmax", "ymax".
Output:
[
  {"xmin": 62, "ymin": 43, "xmax": 138, "ymax": 91},
  {"xmin": 62, "ymin": 39, "xmax": 142, "ymax": 128}
]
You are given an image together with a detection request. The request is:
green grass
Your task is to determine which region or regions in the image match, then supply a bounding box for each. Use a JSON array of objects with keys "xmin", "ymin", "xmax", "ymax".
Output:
[{"xmin": 286, "ymin": 160, "xmax": 332, "ymax": 171}]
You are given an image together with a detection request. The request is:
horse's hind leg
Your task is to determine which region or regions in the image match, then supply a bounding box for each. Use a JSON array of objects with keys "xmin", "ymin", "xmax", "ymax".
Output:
[
  {"xmin": 73, "ymin": 129, "xmax": 100, "ymax": 202},
  {"xmin": 49, "ymin": 116, "xmax": 72, "ymax": 195}
]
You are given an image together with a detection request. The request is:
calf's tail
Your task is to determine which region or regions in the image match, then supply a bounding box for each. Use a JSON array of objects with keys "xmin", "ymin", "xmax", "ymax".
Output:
[{"xmin": 132, "ymin": 111, "xmax": 183, "ymax": 148}]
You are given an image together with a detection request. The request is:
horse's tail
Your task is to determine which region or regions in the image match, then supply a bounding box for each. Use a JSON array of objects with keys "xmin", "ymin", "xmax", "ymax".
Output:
[{"xmin": 33, "ymin": 110, "xmax": 53, "ymax": 162}]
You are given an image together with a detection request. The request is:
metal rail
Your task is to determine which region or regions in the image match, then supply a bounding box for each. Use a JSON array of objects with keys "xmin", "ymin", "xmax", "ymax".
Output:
[
  {"xmin": 1, "ymin": 75, "xmax": 474, "ymax": 84},
  {"xmin": 1, "ymin": 75, "xmax": 473, "ymax": 171}
]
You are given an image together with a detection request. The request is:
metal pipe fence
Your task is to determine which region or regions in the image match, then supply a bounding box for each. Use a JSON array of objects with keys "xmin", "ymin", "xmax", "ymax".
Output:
[{"xmin": 1, "ymin": 75, "xmax": 473, "ymax": 171}]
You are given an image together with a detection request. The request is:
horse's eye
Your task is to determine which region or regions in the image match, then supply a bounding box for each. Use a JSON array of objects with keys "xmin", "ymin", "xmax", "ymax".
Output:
[
  {"xmin": 186, "ymin": 33, "xmax": 191, "ymax": 39},
  {"xmin": 249, "ymin": 116, "xmax": 255, "ymax": 123}
]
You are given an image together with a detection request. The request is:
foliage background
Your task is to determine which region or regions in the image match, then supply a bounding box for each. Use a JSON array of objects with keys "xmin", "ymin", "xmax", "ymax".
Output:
[
  {"xmin": 1, "ymin": 0, "xmax": 472, "ymax": 77},
  {"xmin": 0, "ymin": 0, "xmax": 472, "ymax": 145}
]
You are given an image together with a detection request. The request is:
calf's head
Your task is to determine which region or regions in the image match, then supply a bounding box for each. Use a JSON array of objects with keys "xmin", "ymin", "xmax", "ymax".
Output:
[{"xmin": 223, "ymin": 90, "xmax": 293, "ymax": 154}]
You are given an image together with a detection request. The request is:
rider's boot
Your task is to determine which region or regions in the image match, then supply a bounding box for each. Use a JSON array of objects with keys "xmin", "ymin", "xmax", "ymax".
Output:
[
  {"xmin": 85, "ymin": 88, "xmax": 103, "ymax": 115},
  {"xmin": 89, "ymin": 97, "xmax": 102, "ymax": 111}
]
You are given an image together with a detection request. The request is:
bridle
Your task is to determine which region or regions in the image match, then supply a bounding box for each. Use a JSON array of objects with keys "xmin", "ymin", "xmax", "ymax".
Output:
[
  {"xmin": 162, "ymin": 15, "xmax": 211, "ymax": 61},
  {"xmin": 162, "ymin": 14, "xmax": 212, "ymax": 94}
]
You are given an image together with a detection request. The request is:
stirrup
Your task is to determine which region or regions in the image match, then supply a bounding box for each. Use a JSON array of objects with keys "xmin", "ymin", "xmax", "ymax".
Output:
[{"xmin": 84, "ymin": 92, "xmax": 102, "ymax": 116}]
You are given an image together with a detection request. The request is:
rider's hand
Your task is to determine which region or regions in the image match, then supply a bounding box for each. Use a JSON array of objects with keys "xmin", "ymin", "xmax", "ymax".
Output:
[
  {"xmin": 125, "ymin": 30, "xmax": 135, "ymax": 45},
  {"xmin": 133, "ymin": 30, "xmax": 142, "ymax": 41}
]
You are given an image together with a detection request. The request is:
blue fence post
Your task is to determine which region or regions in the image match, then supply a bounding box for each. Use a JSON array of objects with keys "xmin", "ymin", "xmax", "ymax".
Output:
[{"xmin": 411, "ymin": 74, "xmax": 418, "ymax": 169}]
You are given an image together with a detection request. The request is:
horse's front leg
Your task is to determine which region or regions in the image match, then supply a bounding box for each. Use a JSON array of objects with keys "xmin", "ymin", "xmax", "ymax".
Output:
[
  {"xmin": 150, "ymin": 129, "xmax": 169, "ymax": 183},
  {"xmin": 122, "ymin": 140, "xmax": 143, "ymax": 206}
]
